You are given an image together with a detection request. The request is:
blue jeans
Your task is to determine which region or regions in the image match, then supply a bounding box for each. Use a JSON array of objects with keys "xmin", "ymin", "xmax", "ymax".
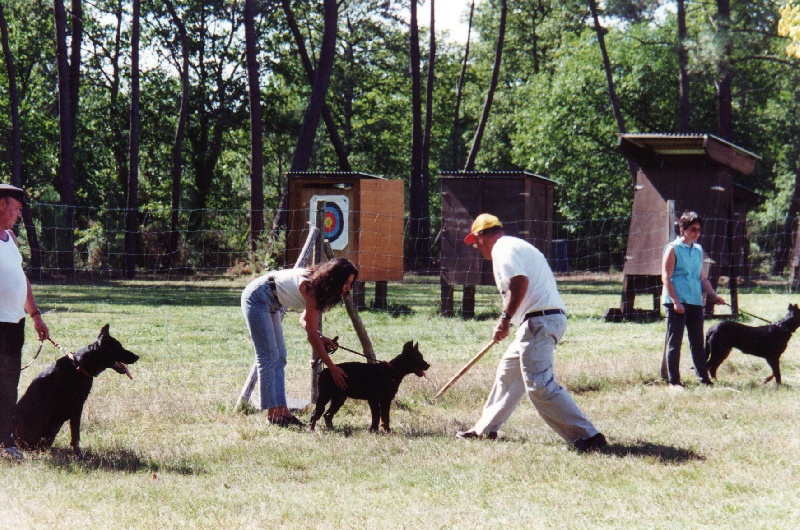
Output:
[
  {"xmin": 664, "ymin": 303, "xmax": 709, "ymax": 384},
  {"xmin": 242, "ymin": 276, "xmax": 287, "ymax": 409}
]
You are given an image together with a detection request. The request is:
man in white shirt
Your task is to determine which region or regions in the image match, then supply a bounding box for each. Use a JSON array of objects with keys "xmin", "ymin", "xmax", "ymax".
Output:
[
  {"xmin": 456, "ymin": 214, "xmax": 606, "ymax": 452},
  {"xmin": 0, "ymin": 184, "xmax": 49, "ymax": 460}
]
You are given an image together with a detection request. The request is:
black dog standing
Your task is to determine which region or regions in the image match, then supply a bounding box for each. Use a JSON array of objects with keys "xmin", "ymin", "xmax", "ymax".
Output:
[
  {"xmin": 706, "ymin": 304, "xmax": 800, "ymax": 385},
  {"xmin": 14, "ymin": 324, "xmax": 139, "ymax": 453},
  {"xmin": 309, "ymin": 340, "xmax": 430, "ymax": 432}
]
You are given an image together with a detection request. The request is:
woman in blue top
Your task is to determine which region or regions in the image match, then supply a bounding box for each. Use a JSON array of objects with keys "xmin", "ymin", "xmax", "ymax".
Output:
[{"xmin": 661, "ymin": 212, "xmax": 725, "ymax": 387}]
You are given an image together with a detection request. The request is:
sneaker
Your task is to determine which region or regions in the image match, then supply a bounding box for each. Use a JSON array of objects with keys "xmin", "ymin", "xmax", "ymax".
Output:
[
  {"xmin": 456, "ymin": 430, "xmax": 498, "ymax": 440},
  {"xmin": 3, "ymin": 447, "xmax": 24, "ymax": 460},
  {"xmin": 669, "ymin": 382, "xmax": 685, "ymax": 392},
  {"xmin": 573, "ymin": 433, "xmax": 607, "ymax": 453}
]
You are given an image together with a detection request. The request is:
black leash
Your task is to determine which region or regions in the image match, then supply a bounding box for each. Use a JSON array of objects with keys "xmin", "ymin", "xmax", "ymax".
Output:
[
  {"xmin": 725, "ymin": 303, "xmax": 772, "ymax": 324},
  {"xmin": 329, "ymin": 336, "xmax": 379, "ymax": 361}
]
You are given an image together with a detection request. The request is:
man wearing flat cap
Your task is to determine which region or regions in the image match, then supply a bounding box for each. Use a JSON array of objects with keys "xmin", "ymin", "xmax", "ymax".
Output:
[
  {"xmin": 0, "ymin": 184, "xmax": 49, "ymax": 460},
  {"xmin": 456, "ymin": 213, "xmax": 606, "ymax": 452}
]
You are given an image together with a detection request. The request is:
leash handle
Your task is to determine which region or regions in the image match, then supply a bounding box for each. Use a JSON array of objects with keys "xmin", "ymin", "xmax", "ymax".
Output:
[{"xmin": 20, "ymin": 340, "xmax": 45, "ymax": 371}]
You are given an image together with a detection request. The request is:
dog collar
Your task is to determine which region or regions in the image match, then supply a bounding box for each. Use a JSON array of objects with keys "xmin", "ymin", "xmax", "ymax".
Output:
[{"xmin": 66, "ymin": 351, "xmax": 96, "ymax": 378}]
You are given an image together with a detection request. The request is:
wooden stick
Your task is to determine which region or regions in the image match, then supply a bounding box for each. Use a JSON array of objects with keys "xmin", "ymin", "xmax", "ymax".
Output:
[
  {"xmin": 235, "ymin": 227, "xmax": 321, "ymax": 412},
  {"xmin": 435, "ymin": 340, "xmax": 498, "ymax": 398},
  {"xmin": 323, "ymin": 241, "xmax": 376, "ymax": 363}
]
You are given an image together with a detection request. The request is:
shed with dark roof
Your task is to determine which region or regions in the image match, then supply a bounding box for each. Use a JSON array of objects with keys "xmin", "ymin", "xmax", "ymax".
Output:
[{"xmin": 605, "ymin": 134, "xmax": 761, "ymax": 322}]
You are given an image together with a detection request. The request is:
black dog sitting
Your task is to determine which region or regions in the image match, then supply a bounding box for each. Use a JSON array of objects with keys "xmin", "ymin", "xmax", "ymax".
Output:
[
  {"xmin": 14, "ymin": 324, "xmax": 139, "ymax": 453},
  {"xmin": 309, "ymin": 340, "xmax": 430, "ymax": 432},
  {"xmin": 706, "ymin": 304, "xmax": 800, "ymax": 385}
]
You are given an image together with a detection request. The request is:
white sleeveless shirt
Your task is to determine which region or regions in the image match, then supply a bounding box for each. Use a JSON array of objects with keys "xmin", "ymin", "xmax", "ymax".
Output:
[
  {"xmin": 0, "ymin": 229, "xmax": 28, "ymax": 322},
  {"xmin": 272, "ymin": 268, "xmax": 309, "ymax": 311}
]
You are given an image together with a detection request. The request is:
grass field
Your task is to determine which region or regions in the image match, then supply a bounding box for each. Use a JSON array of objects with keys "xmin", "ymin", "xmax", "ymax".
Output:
[{"xmin": 1, "ymin": 276, "xmax": 799, "ymax": 528}]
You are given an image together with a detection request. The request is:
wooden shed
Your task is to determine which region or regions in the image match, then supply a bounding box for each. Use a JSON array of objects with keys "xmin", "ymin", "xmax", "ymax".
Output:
[
  {"xmin": 286, "ymin": 171, "xmax": 404, "ymax": 308},
  {"xmin": 439, "ymin": 170, "xmax": 557, "ymax": 316},
  {"xmin": 604, "ymin": 134, "xmax": 760, "ymax": 321}
]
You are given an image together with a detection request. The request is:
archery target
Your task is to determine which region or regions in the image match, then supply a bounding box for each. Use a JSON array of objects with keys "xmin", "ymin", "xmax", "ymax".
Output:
[{"xmin": 310, "ymin": 195, "xmax": 349, "ymax": 250}]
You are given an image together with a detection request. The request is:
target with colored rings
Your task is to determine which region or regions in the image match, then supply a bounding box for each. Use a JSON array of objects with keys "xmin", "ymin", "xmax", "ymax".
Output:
[
  {"xmin": 323, "ymin": 202, "xmax": 345, "ymax": 242},
  {"xmin": 310, "ymin": 194, "xmax": 349, "ymax": 250}
]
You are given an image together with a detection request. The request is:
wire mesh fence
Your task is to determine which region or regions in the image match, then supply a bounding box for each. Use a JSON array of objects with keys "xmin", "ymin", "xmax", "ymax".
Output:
[{"xmin": 13, "ymin": 203, "xmax": 800, "ymax": 305}]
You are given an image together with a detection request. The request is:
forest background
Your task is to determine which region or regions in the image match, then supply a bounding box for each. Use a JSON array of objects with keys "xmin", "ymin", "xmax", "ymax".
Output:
[{"xmin": 1, "ymin": 0, "xmax": 799, "ymax": 279}]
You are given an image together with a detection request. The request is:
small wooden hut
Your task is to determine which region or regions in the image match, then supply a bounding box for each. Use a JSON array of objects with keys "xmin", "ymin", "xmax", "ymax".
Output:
[
  {"xmin": 286, "ymin": 171, "xmax": 404, "ymax": 309},
  {"xmin": 604, "ymin": 134, "xmax": 760, "ymax": 321},
  {"xmin": 439, "ymin": 170, "xmax": 557, "ymax": 317}
]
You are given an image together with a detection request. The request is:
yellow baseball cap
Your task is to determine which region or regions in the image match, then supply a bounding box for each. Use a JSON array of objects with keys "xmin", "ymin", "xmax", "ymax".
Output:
[{"xmin": 464, "ymin": 213, "xmax": 503, "ymax": 244}]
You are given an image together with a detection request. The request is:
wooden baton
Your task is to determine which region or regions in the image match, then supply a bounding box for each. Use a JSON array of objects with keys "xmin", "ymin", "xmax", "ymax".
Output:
[{"xmin": 435, "ymin": 340, "xmax": 499, "ymax": 398}]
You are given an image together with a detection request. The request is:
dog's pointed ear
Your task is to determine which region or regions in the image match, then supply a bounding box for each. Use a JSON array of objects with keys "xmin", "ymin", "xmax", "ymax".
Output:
[{"xmin": 100, "ymin": 323, "xmax": 110, "ymax": 337}]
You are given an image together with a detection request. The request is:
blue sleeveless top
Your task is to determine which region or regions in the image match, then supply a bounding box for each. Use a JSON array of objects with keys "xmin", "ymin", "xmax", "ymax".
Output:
[{"xmin": 663, "ymin": 238, "xmax": 703, "ymax": 306}]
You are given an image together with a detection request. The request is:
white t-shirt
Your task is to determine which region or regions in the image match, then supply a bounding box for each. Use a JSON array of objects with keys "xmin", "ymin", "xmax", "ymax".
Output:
[
  {"xmin": 491, "ymin": 235, "xmax": 565, "ymax": 326},
  {"xmin": 0, "ymin": 230, "xmax": 28, "ymax": 323}
]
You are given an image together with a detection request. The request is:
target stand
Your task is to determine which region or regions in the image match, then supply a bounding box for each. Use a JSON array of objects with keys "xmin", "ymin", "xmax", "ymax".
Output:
[{"xmin": 286, "ymin": 172, "xmax": 404, "ymax": 309}]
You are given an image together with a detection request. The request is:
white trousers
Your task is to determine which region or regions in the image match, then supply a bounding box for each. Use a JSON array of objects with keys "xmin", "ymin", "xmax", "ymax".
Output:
[{"xmin": 472, "ymin": 314, "xmax": 599, "ymax": 443}]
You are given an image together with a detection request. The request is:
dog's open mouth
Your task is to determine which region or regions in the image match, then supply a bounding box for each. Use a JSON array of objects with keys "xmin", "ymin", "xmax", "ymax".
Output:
[
  {"xmin": 112, "ymin": 362, "xmax": 133, "ymax": 380},
  {"xmin": 414, "ymin": 369, "xmax": 427, "ymax": 378}
]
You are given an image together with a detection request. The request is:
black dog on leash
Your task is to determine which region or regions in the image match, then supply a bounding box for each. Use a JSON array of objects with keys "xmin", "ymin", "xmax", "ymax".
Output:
[
  {"xmin": 706, "ymin": 304, "xmax": 800, "ymax": 385},
  {"xmin": 14, "ymin": 324, "xmax": 139, "ymax": 453},
  {"xmin": 309, "ymin": 340, "xmax": 430, "ymax": 433}
]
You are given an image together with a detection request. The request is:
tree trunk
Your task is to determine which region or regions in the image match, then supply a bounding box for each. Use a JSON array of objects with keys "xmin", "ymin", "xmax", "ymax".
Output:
[
  {"xmin": 164, "ymin": 0, "xmax": 189, "ymax": 266},
  {"xmin": 407, "ymin": 0, "xmax": 426, "ymax": 270},
  {"xmin": 282, "ymin": 0, "xmax": 350, "ymax": 171},
  {"xmin": 0, "ymin": 1, "xmax": 42, "ymax": 278},
  {"xmin": 290, "ymin": 0, "xmax": 338, "ymax": 172},
  {"xmin": 464, "ymin": 0, "xmax": 506, "ymax": 171},
  {"xmin": 451, "ymin": 1, "xmax": 474, "ymax": 169},
  {"xmin": 124, "ymin": 0, "xmax": 140, "ymax": 279},
  {"xmin": 244, "ymin": 0, "xmax": 264, "ymax": 253},
  {"xmin": 587, "ymin": 0, "xmax": 637, "ymax": 186},
  {"xmin": 69, "ymin": 0, "xmax": 82, "ymax": 141},
  {"xmin": 54, "ymin": 0, "xmax": 75, "ymax": 272},
  {"xmin": 773, "ymin": 155, "xmax": 800, "ymax": 276},
  {"xmin": 677, "ymin": 0, "xmax": 691, "ymax": 132},
  {"xmin": 415, "ymin": 0, "xmax": 436, "ymax": 270},
  {"xmin": 108, "ymin": 0, "xmax": 128, "ymax": 208},
  {"xmin": 715, "ymin": 0, "xmax": 733, "ymax": 141}
]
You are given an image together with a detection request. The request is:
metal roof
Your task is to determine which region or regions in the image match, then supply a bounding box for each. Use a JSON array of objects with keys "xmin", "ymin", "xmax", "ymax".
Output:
[
  {"xmin": 620, "ymin": 133, "xmax": 760, "ymax": 159},
  {"xmin": 286, "ymin": 171, "xmax": 385, "ymax": 179},
  {"xmin": 439, "ymin": 170, "xmax": 557, "ymax": 185},
  {"xmin": 619, "ymin": 133, "xmax": 760, "ymax": 175}
]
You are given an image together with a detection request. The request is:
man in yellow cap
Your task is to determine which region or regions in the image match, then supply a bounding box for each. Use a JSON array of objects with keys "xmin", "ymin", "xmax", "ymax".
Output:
[{"xmin": 457, "ymin": 213, "xmax": 606, "ymax": 452}]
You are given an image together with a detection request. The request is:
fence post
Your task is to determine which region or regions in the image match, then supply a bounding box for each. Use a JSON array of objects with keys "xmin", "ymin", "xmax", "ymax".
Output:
[
  {"xmin": 310, "ymin": 203, "xmax": 326, "ymax": 404},
  {"xmin": 323, "ymin": 240, "xmax": 376, "ymax": 363}
]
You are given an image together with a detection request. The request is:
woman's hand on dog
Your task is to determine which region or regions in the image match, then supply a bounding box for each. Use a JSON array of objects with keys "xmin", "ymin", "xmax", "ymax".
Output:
[{"xmin": 329, "ymin": 365, "xmax": 348, "ymax": 390}]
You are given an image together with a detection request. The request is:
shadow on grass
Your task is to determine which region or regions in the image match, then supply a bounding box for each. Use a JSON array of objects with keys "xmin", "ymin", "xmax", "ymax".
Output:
[
  {"xmin": 599, "ymin": 440, "xmax": 704, "ymax": 464},
  {"xmin": 44, "ymin": 447, "xmax": 205, "ymax": 475}
]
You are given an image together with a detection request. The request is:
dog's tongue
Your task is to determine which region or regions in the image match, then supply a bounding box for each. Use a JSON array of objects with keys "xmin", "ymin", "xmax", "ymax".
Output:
[
  {"xmin": 415, "ymin": 369, "xmax": 427, "ymax": 378},
  {"xmin": 115, "ymin": 362, "xmax": 133, "ymax": 380}
]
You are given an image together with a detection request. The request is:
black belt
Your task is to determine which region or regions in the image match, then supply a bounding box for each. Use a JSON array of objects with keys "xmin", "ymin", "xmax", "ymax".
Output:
[
  {"xmin": 266, "ymin": 275, "xmax": 279, "ymax": 301},
  {"xmin": 523, "ymin": 308, "xmax": 566, "ymax": 321}
]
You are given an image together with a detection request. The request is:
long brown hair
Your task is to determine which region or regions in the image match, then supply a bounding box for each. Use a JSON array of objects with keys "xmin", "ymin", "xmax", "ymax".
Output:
[{"xmin": 306, "ymin": 258, "xmax": 358, "ymax": 312}]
